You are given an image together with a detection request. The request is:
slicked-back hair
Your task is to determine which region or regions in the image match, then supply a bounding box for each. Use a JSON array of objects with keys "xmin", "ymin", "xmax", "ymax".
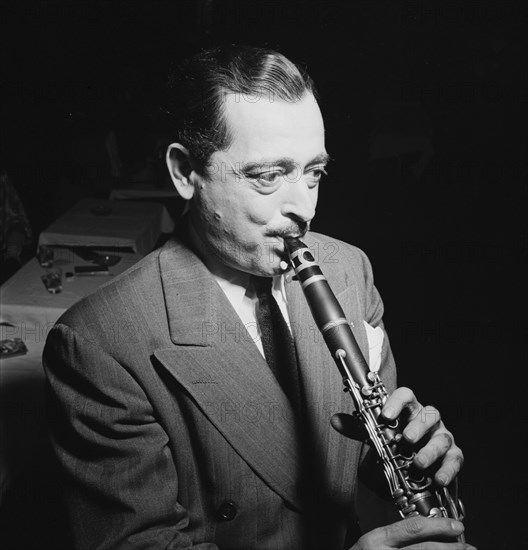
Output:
[{"xmin": 164, "ymin": 45, "xmax": 318, "ymax": 178}]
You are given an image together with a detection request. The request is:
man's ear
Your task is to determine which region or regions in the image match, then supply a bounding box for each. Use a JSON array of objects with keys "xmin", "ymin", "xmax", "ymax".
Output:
[{"xmin": 166, "ymin": 143, "xmax": 196, "ymax": 200}]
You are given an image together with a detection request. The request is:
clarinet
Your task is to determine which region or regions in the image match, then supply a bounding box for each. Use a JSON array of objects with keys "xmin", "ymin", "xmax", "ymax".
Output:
[{"xmin": 284, "ymin": 237, "xmax": 465, "ymax": 539}]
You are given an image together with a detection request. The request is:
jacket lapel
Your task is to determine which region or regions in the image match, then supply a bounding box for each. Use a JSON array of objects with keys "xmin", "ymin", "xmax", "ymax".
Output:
[{"xmin": 154, "ymin": 239, "xmax": 303, "ymax": 510}]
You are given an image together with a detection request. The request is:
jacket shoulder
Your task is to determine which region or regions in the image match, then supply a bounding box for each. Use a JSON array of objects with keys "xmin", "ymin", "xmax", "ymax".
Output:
[{"xmin": 305, "ymin": 231, "xmax": 374, "ymax": 284}]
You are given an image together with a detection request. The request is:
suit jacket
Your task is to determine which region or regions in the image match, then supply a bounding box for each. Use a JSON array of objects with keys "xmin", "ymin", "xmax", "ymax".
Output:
[{"xmin": 43, "ymin": 230, "xmax": 397, "ymax": 550}]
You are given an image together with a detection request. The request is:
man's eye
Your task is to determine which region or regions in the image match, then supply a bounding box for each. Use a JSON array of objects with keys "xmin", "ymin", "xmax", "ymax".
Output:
[
  {"xmin": 309, "ymin": 167, "xmax": 328, "ymax": 184},
  {"xmin": 251, "ymin": 170, "xmax": 283, "ymax": 185}
]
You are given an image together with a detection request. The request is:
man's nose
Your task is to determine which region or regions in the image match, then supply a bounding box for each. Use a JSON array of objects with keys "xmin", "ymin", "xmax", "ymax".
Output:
[{"xmin": 282, "ymin": 177, "xmax": 317, "ymax": 223}]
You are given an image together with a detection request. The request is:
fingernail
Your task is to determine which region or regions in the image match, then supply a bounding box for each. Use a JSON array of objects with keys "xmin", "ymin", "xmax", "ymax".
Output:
[
  {"xmin": 451, "ymin": 520, "xmax": 464, "ymax": 532},
  {"xmin": 405, "ymin": 428, "xmax": 417, "ymax": 442},
  {"xmin": 414, "ymin": 455, "xmax": 426, "ymax": 467},
  {"xmin": 437, "ymin": 473, "xmax": 448, "ymax": 486},
  {"xmin": 383, "ymin": 407, "xmax": 395, "ymax": 419}
]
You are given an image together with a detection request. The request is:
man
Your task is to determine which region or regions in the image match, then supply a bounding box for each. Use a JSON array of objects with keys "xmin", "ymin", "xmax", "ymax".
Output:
[{"xmin": 44, "ymin": 47, "xmax": 471, "ymax": 550}]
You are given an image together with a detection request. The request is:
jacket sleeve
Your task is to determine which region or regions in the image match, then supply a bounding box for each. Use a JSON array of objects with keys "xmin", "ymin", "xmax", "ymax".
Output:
[{"xmin": 43, "ymin": 323, "xmax": 218, "ymax": 550}]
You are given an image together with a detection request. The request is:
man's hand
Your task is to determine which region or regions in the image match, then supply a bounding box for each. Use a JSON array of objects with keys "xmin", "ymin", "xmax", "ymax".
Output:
[
  {"xmin": 349, "ymin": 516, "xmax": 475, "ymax": 549},
  {"xmin": 334, "ymin": 387, "xmax": 471, "ymax": 548},
  {"xmin": 332, "ymin": 386, "xmax": 464, "ymax": 487},
  {"xmin": 380, "ymin": 387, "xmax": 464, "ymax": 487}
]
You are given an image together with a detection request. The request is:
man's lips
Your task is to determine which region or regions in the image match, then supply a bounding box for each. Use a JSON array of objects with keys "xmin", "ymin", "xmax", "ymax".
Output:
[
  {"xmin": 269, "ymin": 227, "xmax": 308, "ymax": 241},
  {"xmin": 268, "ymin": 220, "xmax": 309, "ymax": 242}
]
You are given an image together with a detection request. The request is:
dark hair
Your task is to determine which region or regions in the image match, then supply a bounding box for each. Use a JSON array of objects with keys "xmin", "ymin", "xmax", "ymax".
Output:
[{"xmin": 164, "ymin": 45, "xmax": 317, "ymax": 177}]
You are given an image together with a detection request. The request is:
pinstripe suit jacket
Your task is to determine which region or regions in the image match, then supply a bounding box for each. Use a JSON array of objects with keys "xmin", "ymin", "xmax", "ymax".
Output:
[{"xmin": 43, "ymin": 231, "xmax": 397, "ymax": 550}]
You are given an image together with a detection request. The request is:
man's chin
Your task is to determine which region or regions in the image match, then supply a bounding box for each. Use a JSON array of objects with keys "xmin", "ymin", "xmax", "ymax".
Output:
[
  {"xmin": 266, "ymin": 241, "xmax": 290, "ymax": 265},
  {"xmin": 254, "ymin": 252, "xmax": 290, "ymax": 277}
]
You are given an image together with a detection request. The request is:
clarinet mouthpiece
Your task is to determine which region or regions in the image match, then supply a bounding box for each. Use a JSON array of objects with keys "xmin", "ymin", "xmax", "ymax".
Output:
[{"xmin": 283, "ymin": 236, "xmax": 306, "ymax": 254}]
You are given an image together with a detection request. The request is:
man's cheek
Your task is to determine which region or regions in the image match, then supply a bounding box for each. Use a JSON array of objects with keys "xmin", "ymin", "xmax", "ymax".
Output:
[{"xmin": 247, "ymin": 206, "xmax": 275, "ymax": 227}]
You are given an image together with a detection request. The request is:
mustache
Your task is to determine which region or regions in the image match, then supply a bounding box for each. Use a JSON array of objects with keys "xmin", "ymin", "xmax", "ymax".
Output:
[{"xmin": 269, "ymin": 221, "xmax": 310, "ymax": 239}]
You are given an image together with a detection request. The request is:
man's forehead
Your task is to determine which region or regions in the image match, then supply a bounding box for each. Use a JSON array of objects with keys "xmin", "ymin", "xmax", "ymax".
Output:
[
  {"xmin": 222, "ymin": 90, "xmax": 320, "ymax": 121},
  {"xmin": 220, "ymin": 92, "xmax": 325, "ymax": 162}
]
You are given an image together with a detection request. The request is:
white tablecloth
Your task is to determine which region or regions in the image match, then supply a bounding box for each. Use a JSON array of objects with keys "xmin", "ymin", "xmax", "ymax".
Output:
[
  {"xmin": 0, "ymin": 249, "xmax": 142, "ymax": 503},
  {"xmin": 38, "ymin": 198, "xmax": 174, "ymax": 256}
]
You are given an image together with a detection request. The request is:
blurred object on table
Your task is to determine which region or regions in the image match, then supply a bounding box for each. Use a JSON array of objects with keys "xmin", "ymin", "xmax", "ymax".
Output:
[
  {"xmin": 41, "ymin": 267, "xmax": 63, "ymax": 294},
  {"xmin": 38, "ymin": 197, "xmax": 174, "ymax": 256}
]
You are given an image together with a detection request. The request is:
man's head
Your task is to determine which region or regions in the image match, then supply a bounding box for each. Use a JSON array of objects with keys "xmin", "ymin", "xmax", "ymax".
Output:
[
  {"xmin": 165, "ymin": 46, "xmax": 318, "ymax": 176},
  {"xmin": 166, "ymin": 46, "xmax": 328, "ymax": 276}
]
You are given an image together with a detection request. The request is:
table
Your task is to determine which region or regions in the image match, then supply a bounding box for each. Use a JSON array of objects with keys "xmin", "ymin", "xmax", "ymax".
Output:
[
  {"xmin": 0, "ymin": 249, "xmax": 142, "ymax": 504},
  {"xmin": 38, "ymin": 197, "xmax": 174, "ymax": 256}
]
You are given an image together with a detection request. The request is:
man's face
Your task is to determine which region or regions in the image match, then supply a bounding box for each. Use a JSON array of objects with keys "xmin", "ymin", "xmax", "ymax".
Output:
[{"xmin": 190, "ymin": 92, "xmax": 327, "ymax": 276}]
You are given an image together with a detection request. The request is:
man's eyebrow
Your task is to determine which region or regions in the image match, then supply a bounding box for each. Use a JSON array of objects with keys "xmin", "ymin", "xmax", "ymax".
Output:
[
  {"xmin": 305, "ymin": 153, "xmax": 332, "ymax": 168},
  {"xmin": 240, "ymin": 153, "xmax": 331, "ymax": 173}
]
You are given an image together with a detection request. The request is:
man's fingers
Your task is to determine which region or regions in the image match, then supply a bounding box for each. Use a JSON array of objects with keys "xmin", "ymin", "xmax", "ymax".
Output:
[
  {"xmin": 403, "ymin": 405, "xmax": 442, "ymax": 444},
  {"xmin": 379, "ymin": 516, "xmax": 465, "ymax": 546},
  {"xmin": 383, "ymin": 390, "xmax": 444, "ymax": 447},
  {"xmin": 433, "ymin": 446, "xmax": 465, "ymax": 486},
  {"xmin": 398, "ymin": 543, "xmax": 474, "ymax": 550},
  {"xmin": 413, "ymin": 431, "xmax": 453, "ymax": 469},
  {"xmin": 353, "ymin": 517, "xmax": 475, "ymax": 549},
  {"xmin": 381, "ymin": 386, "xmax": 418, "ymax": 420}
]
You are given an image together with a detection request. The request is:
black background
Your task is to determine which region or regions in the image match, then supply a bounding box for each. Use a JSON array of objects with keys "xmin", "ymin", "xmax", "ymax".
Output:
[{"xmin": 1, "ymin": 1, "xmax": 526, "ymax": 548}]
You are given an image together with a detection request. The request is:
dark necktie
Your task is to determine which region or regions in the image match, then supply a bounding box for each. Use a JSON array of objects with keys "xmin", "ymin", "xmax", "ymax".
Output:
[{"xmin": 253, "ymin": 276, "xmax": 302, "ymax": 417}]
